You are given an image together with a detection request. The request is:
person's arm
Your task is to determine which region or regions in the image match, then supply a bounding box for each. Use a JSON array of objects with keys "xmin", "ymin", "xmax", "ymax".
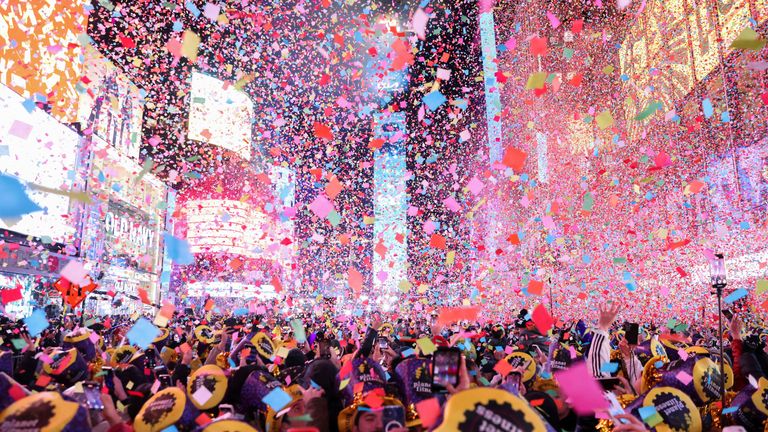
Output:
[
  {"xmin": 730, "ymin": 316, "xmax": 746, "ymax": 391},
  {"xmin": 173, "ymin": 348, "xmax": 193, "ymax": 386},
  {"xmin": 618, "ymin": 338, "xmax": 641, "ymax": 393},
  {"xmin": 588, "ymin": 303, "xmax": 620, "ymax": 378},
  {"xmin": 356, "ymin": 315, "xmax": 382, "ymax": 359}
]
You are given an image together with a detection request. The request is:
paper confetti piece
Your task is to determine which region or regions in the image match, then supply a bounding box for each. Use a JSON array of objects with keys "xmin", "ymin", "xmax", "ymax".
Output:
[
  {"xmin": 528, "ymin": 280, "xmax": 544, "ymax": 296},
  {"xmin": 126, "ymin": 318, "xmax": 161, "ymax": 350},
  {"xmin": 554, "ymin": 362, "xmax": 608, "ymax": 415},
  {"xmin": 423, "ymin": 90, "xmax": 447, "ymax": 111},
  {"xmin": 531, "ymin": 304, "xmax": 554, "ymax": 334},
  {"xmin": 8, "ymin": 120, "xmax": 33, "ymax": 139},
  {"xmin": 163, "ymin": 233, "xmax": 195, "ymax": 265},
  {"xmin": 348, "ymin": 267, "xmax": 363, "ymax": 292},
  {"xmin": 415, "ymin": 398, "xmax": 441, "ymax": 428},
  {"xmin": 525, "ymin": 71, "xmax": 547, "ymax": 90},
  {"xmin": 730, "ymin": 27, "xmax": 766, "ymax": 50},
  {"xmin": 313, "ymin": 122, "xmax": 334, "ymax": 140},
  {"xmin": 502, "ymin": 147, "xmax": 528, "ymax": 171},
  {"xmin": 596, "ymin": 110, "xmax": 614, "ymax": 129},
  {"xmin": 493, "ymin": 359, "xmax": 515, "ymax": 379},
  {"xmin": 0, "ymin": 174, "xmax": 41, "ymax": 218},
  {"xmin": 181, "ymin": 30, "xmax": 200, "ymax": 61},
  {"xmin": 546, "ymin": 11, "xmax": 561, "ymax": 28},
  {"xmin": 60, "ymin": 261, "xmax": 89, "ymax": 286},
  {"xmin": 263, "ymin": 387, "xmax": 293, "ymax": 412},
  {"xmin": 1, "ymin": 287, "xmax": 23, "ymax": 305},
  {"xmin": 412, "ymin": 9, "xmax": 429, "ymax": 40},
  {"xmin": 24, "ymin": 309, "xmax": 49, "ymax": 337},
  {"xmin": 416, "ymin": 337, "xmax": 437, "ymax": 356},
  {"xmin": 676, "ymin": 371, "xmax": 693, "ymax": 385},
  {"xmin": 724, "ymin": 288, "xmax": 748, "ymax": 304},
  {"xmin": 192, "ymin": 386, "xmax": 213, "ymax": 406}
]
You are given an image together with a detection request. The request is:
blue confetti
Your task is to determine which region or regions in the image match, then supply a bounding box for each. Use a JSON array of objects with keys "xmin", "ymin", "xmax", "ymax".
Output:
[
  {"xmin": 724, "ymin": 288, "xmax": 748, "ymax": 304},
  {"xmin": 24, "ymin": 309, "xmax": 49, "ymax": 337},
  {"xmin": 423, "ymin": 90, "xmax": 447, "ymax": 111},
  {"xmin": 0, "ymin": 174, "xmax": 42, "ymax": 218}
]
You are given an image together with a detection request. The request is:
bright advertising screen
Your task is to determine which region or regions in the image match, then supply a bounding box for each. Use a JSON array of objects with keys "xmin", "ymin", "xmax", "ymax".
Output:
[
  {"xmin": 0, "ymin": 83, "xmax": 81, "ymax": 243},
  {"xmin": 183, "ymin": 199, "xmax": 268, "ymax": 257},
  {"xmin": 187, "ymin": 72, "xmax": 253, "ymax": 161},
  {"xmin": 82, "ymin": 136, "xmax": 166, "ymax": 274},
  {"xmin": 77, "ymin": 45, "xmax": 144, "ymax": 160},
  {"xmin": 186, "ymin": 281, "xmax": 277, "ymax": 299}
]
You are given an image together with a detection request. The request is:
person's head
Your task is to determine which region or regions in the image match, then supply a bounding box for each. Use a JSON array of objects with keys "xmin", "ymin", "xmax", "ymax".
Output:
[{"xmin": 353, "ymin": 408, "xmax": 383, "ymax": 432}]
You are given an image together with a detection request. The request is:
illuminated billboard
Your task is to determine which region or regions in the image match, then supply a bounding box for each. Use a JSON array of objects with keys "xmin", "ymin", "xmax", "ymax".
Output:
[
  {"xmin": 0, "ymin": 0, "xmax": 88, "ymax": 123},
  {"xmin": 77, "ymin": 45, "xmax": 144, "ymax": 160},
  {"xmin": 0, "ymin": 83, "xmax": 82, "ymax": 243},
  {"xmin": 81, "ymin": 136, "xmax": 166, "ymax": 274},
  {"xmin": 183, "ymin": 199, "xmax": 269, "ymax": 257},
  {"xmin": 186, "ymin": 281, "xmax": 277, "ymax": 299},
  {"xmin": 187, "ymin": 72, "xmax": 253, "ymax": 161}
]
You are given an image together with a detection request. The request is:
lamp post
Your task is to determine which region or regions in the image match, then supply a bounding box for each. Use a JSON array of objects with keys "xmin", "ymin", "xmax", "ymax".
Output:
[{"xmin": 709, "ymin": 253, "xmax": 727, "ymax": 409}]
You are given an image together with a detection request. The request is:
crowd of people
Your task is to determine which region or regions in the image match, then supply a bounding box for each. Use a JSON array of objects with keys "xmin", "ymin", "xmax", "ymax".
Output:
[{"xmin": 0, "ymin": 302, "xmax": 765, "ymax": 432}]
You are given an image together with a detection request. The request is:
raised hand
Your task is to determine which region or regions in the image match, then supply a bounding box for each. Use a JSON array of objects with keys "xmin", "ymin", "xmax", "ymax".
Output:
[
  {"xmin": 598, "ymin": 303, "xmax": 621, "ymax": 331},
  {"xmin": 446, "ymin": 355, "xmax": 470, "ymax": 394},
  {"xmin": 613, "ymin": 413, "xmax": 650, "ymax": 431},
  {"xmin": 729, "ymin": 315, "xmax": 742, "ymax": 341}
]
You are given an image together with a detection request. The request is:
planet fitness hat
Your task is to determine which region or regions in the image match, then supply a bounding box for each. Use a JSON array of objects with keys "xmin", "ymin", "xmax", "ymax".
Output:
[
  {"xmin": 42, "ymin": 348, "xmax": 89, "ymax": 387},
  {"xmin": 0, "ymin": 392, "xmax": 91, "ymax": 431},
  {"xmin": 63, "ymin": 329, "xmax": 97, "ymax": 362},
  {"xmin": 196, "ymin": 419, "xmax": 260, "ymax": 432},
  {"xmin": 134, "ymin": 387, "xmax": 202, "ymax": 432},
  {"xmin": 433, "ymin": 388, "xmax": 556, "ymax": 432},
  {"xmin": 187, "ymin": 365, "xmax": 228, "ymax": 411},
  {"xmin": 239, "ymin": 368, "xmax": 282, "ymax": 413}
]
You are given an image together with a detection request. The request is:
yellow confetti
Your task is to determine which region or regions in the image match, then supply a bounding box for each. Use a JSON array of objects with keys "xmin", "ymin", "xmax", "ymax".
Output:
[{"xmin": 181, "ymin": 30, "xmax": 200, "ymax": 61}]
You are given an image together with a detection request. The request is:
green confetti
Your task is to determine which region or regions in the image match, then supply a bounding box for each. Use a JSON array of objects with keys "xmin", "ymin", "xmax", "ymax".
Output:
[{"xmin": 635, "ymin": 101, "xmax": 663, "ymax": 121}]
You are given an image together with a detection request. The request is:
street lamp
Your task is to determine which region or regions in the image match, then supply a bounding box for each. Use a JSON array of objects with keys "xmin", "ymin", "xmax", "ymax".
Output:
[{"xmin": 709, "ymin": 253, "xmax": 727, "ymax": 409}]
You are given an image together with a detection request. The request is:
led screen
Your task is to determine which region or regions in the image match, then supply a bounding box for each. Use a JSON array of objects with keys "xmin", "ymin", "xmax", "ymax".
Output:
[
  {"xmin": 0, "ymin": 83, "xmax": 81, "ymax": 243},
  {"xmin": 77, "ymin": 45, "xmax": 144, "ymax": 160},
  {"xmin": 183, "ymin": 199, "xmax": 268, "ymax": 257},
  {"xmin": 186, "ymin": 281, "xmax": 277, "ymax": 299},
  {"xmin": 80, "ymin": 136, "xmax": 166, "ymax": 274},
  {"xmin": 187, "ymin": 72, "xmax": 253, "ymax": 161}
]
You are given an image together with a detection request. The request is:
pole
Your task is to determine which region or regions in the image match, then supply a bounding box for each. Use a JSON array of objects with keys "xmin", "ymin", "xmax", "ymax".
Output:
[
  {"xmin": 716, "ymin": 284, "xmax": 725, "ymax": 409},
  {"xmin": 549, "ymin": 284, "xmax": 553, "ymax": 312},
  {"xmin": 548, "ymin": 276, "xmax": 553, "ymax": 312}
]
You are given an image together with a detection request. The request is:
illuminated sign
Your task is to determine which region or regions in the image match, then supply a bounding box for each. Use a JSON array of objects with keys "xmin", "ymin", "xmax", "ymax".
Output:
[
  {"xmin": 0, "ymin": 243, "xmax": 72, "ymax": 277},
  {"xmin": 373, "ymin": 112, "xmax": 407, "ymax": 295},
  {"xmin": 479, "ymin": 11, "xmax": 502, "ymax": 164},
  {"xmin": 81, "ymin": 136, "xmax": 166, "ymax": 274},
  {"xmin": 78, "ymin": 45, "xmax": 144, "ymax": 160},
  {"xmin": 0, "ymin": 0, "xmax": 88, "ymax": 123},
  {"xmin": 104, "ymin": 203, "xmax": 156, "ymax": 254},
  {"xmin": 186, "ymin": 281, "xmax": 277, "ymax": 299},
  {"xmin": 187, "ymin": 72, "xmax": 253, "ymax": 161},
  {"xmin": 0, "ymin": 83, "xmax": 82, "ymax": 243},
  {"xmin": 183, "ymin": 199, "xmax": 268, "ymax": 257}
]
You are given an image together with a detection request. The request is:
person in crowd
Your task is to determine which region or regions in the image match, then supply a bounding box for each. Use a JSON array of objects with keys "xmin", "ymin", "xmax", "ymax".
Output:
[{"xmin": 0, "ymin": 301, "xmax": 762, "ymax": 432}]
